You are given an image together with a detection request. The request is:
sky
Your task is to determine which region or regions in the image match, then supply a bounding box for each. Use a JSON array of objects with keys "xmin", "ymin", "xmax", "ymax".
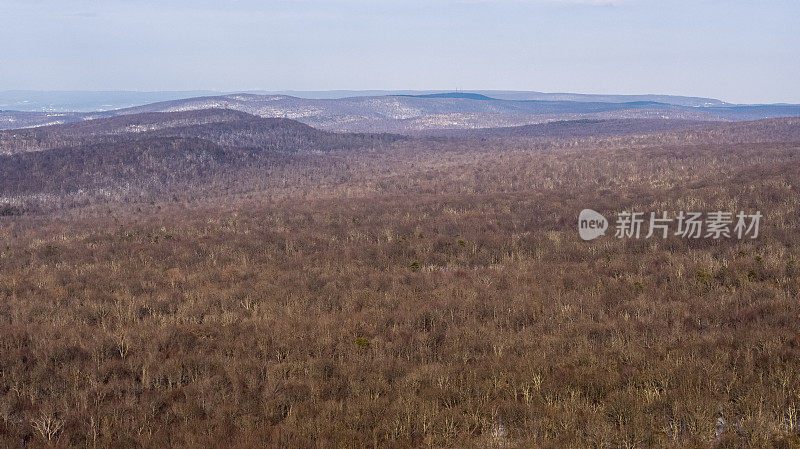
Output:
[{"xmin": 1, "ymin": 0, "xmax": 798, "ymax": 104}]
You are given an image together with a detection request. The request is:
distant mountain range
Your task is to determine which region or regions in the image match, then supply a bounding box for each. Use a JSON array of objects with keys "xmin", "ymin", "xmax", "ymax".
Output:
[
  {"xmin": 0, "ymin": 90, "xmax": 220, "ymax": 113},
  {"xmin": 1, "ymin": 91, "xmax": 799, "ymax": 133},
  {"xmin": 0, "ymin": 90, "xmax": 731, "ymax": 112}
]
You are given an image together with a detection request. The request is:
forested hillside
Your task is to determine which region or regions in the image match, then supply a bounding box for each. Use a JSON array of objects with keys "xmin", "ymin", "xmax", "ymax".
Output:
[{"xmin": 1, "ymin": 109, "xmax": 800, "ymax": 448}]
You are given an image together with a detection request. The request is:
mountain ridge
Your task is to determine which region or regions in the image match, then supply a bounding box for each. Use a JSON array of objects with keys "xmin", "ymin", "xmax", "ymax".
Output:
[
  {"xmin": 0, "ymin": 89, "xmax": 732, "ymax": 112},
  {"xmin": 2, "ymin": 92, "xmax": 799, "ymax": 133}
]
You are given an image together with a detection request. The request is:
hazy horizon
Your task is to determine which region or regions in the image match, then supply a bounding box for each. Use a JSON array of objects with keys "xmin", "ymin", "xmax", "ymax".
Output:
[
  {"xmin": 1, "ymin": 89, "xmax": 797, "ymax": 108},
  {"xmin": 2, "ymin": 0, "xmax": 798, "ymax": 104}
]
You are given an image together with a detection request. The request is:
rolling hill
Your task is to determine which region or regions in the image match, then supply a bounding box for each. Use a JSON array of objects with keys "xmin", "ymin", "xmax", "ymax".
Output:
[
  {"xmin": 0, "ymin": 110, "xmax": 405, "ymax": 205},
  {"xmin": 0, "ymin": 109, "xmax": 403, "ymax": 156},
  {"xmin": 2, "ymin": 110, "xmax": 798, "ymax": 211},
  {"xmin": 3, "ymin": 92, "xmax": 799, "ymax": 133}
]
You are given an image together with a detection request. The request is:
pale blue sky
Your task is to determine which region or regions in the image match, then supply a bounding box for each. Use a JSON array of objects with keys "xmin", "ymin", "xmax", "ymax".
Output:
[{"xmin": 1, "ymin": 0, "xmax": 798, "ymax": 103}]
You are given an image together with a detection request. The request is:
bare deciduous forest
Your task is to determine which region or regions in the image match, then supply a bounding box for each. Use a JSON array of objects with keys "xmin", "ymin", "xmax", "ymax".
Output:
[{"xmin": 1, "ymin": 112, "xmax": 799, "ymax": 447}]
